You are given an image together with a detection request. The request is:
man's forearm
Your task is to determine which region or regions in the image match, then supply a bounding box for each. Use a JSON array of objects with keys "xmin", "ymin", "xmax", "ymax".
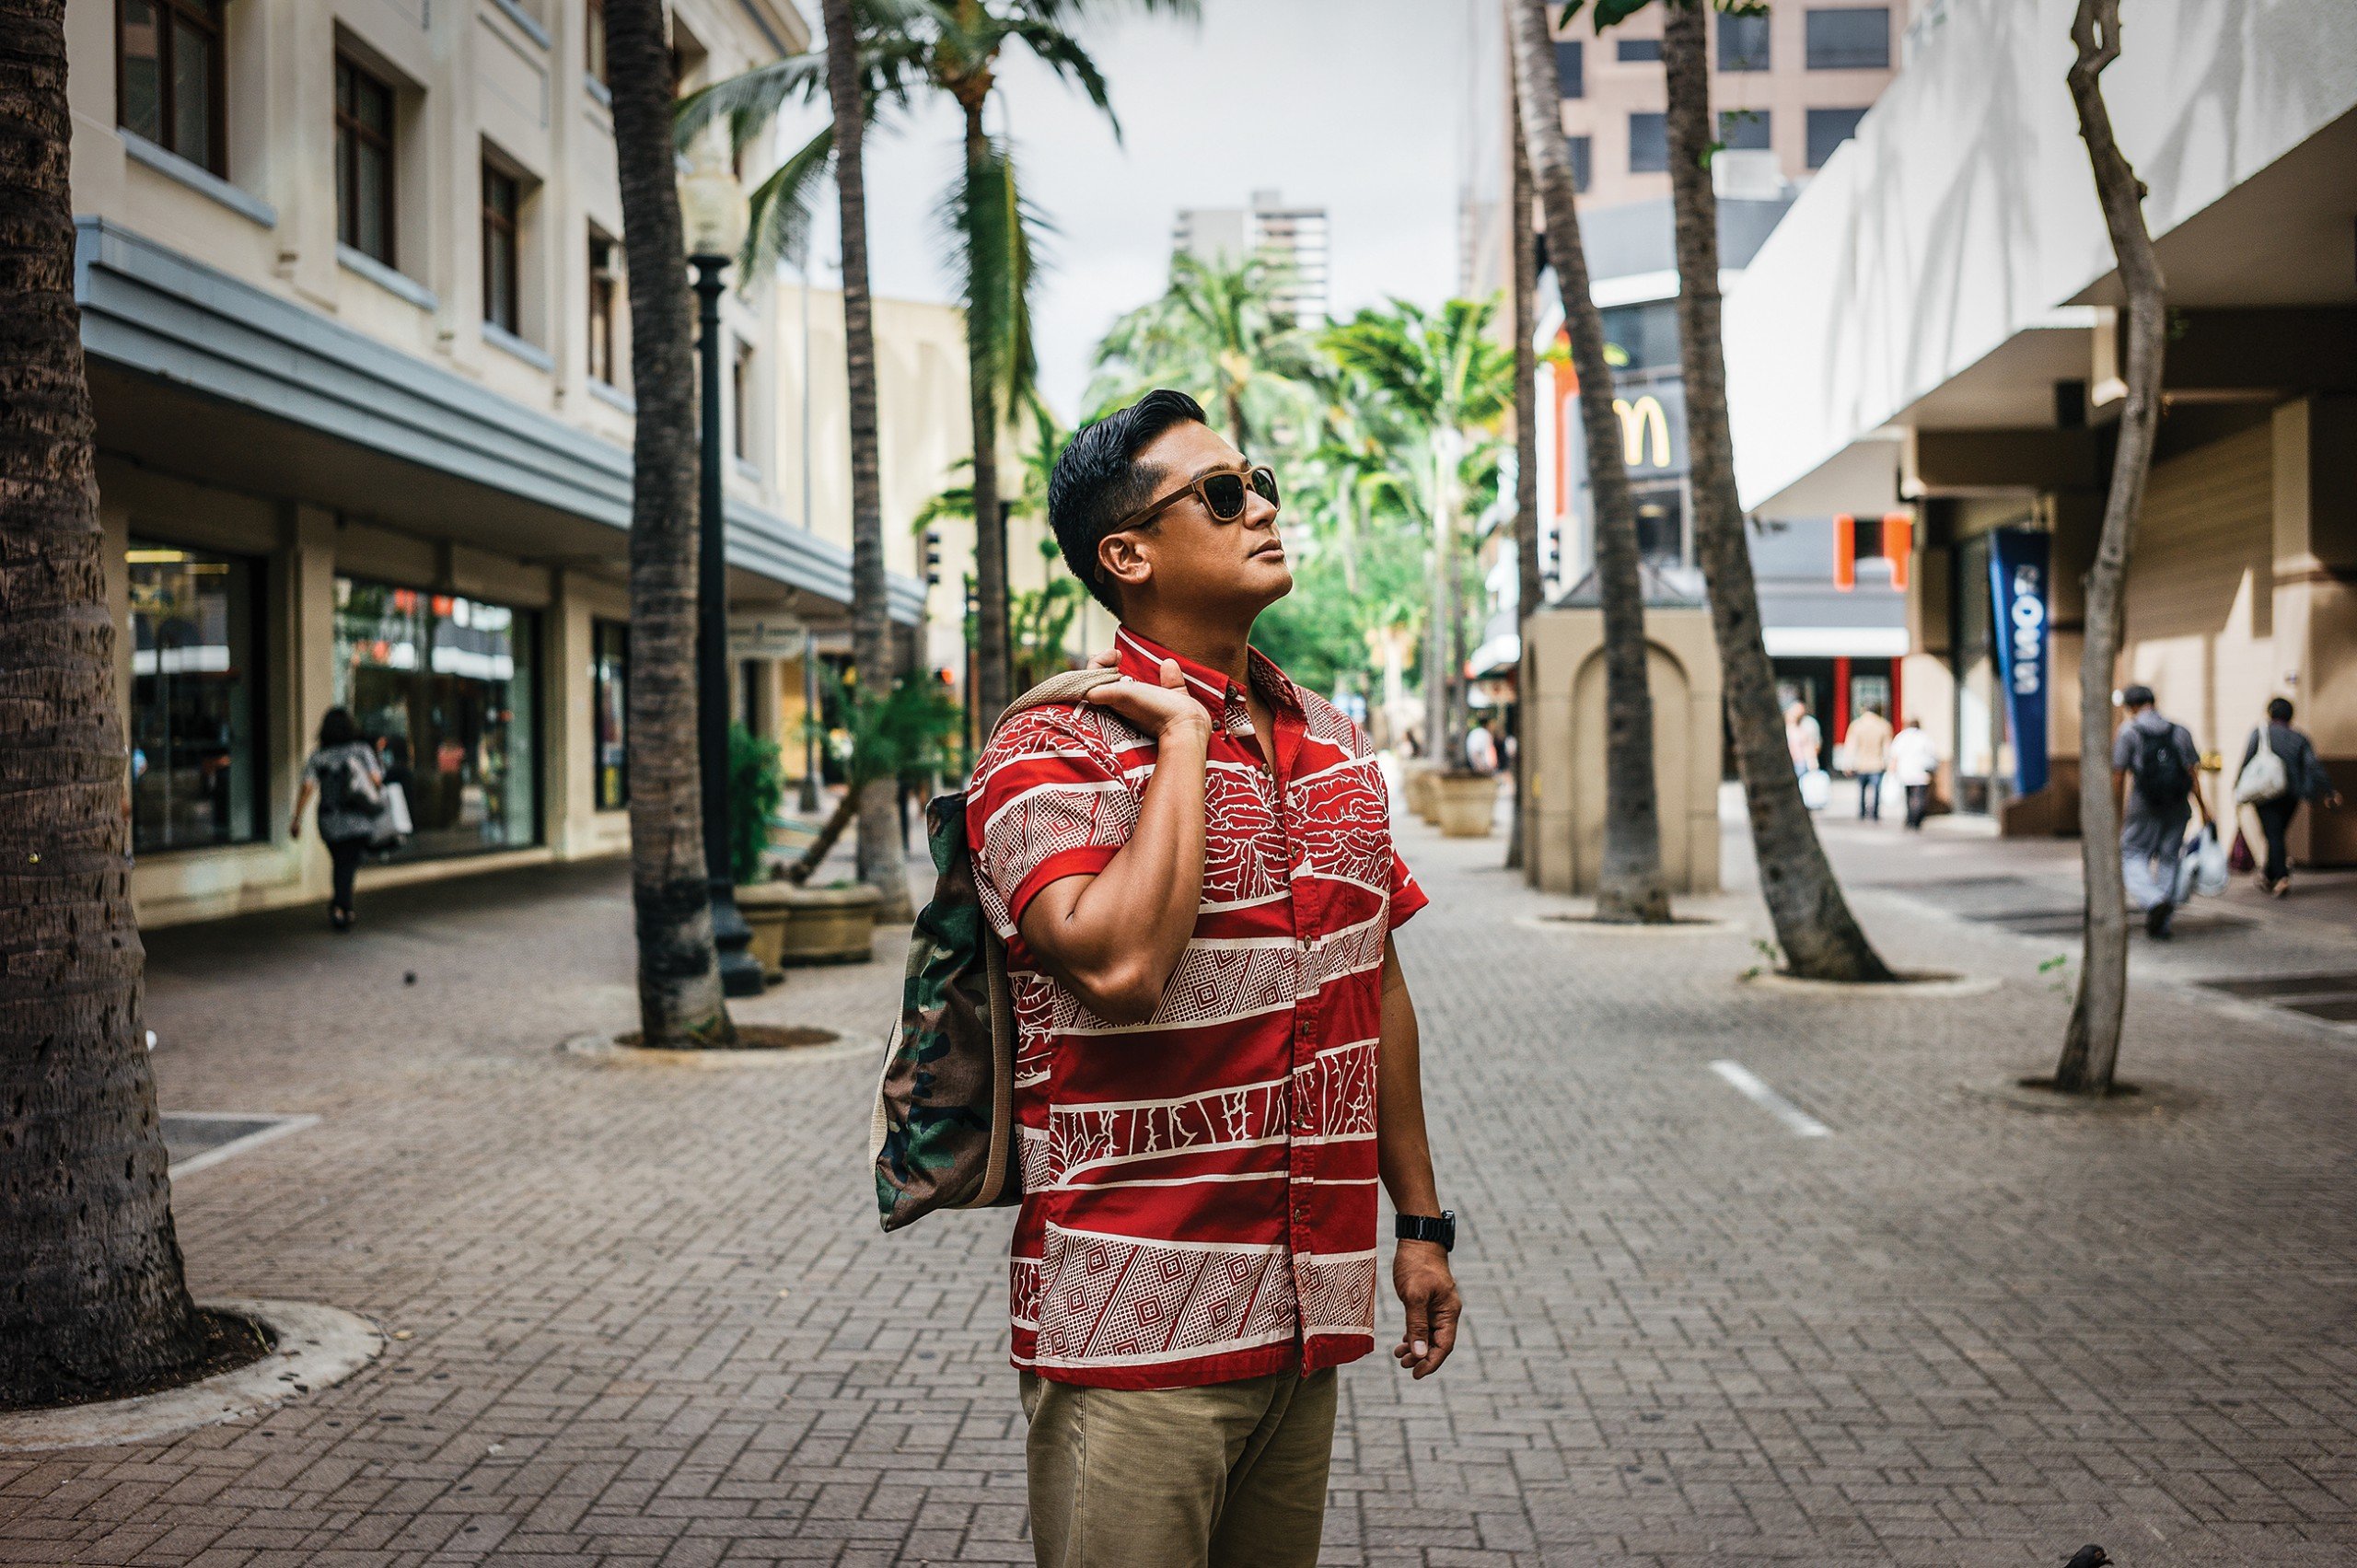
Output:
[
  {"xmin": 1376, "ymin": 940, "xmax": 1440, "ymax": 1215},
  {"xmin": 1019, "ymin": 727, "xmax": 1208, "ymax": 1020}
]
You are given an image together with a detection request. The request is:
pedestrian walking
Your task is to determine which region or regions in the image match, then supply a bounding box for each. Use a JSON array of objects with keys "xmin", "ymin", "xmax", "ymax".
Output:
[
  {"xmin": 2113, "ymin": 684, "xmax": 2209, "ymax": 939},
  {"xmin": 2235, "ymin": 697, "xmax": 2342, "ymax": 896},
  {"xmin": 1783, "ymin": 699, "xmax": 1821, "ymax": 776},
  {"xmin": 966, "ymin": 390, "xmax": 1458, "ymax": 1568},
  {"xmin": 292, "ymin": 706, "xmax": 388, "ymax": 932},
  {"xmin": 1464, "ymin": 716, "xmax": 1499, "ymax": 774},
  {"xmin": 1844, "ymin": 702, "xmax": 1894, "ymax": 819},
  {"xmin": 1887, "ymin": 715, "xmax": 1938, "ymax": 830}
]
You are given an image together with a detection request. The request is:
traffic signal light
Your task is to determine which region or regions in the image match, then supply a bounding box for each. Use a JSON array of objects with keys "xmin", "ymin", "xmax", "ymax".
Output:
[{"xmin": 923, "ymin": 528, "xmax": 942, "ymax": 587}]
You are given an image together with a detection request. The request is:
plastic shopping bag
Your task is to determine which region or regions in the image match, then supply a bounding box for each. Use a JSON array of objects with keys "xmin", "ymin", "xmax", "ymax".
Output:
[
  {"xmin": 1799, "ymin": 768, "xmax": 1830, "ymax": 811},
  {"xmin": 2190, "ymin": 823, "xmax": 2229, "ymax": 897}
]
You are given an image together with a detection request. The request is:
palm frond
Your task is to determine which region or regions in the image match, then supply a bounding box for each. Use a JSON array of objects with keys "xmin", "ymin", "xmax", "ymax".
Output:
[
  {"xmin": 938, "ymin": 133, "xmax": 1051, "ymax": 420},
  {"xmin": 673, "ymin": 54, "xmax": 826, "ymax": 155},
  {"xmin": 1007, "ymin": 21, "xmax": 1120, "ymax": 140},
  {"xmin": 741, "ymin": 123, "xmax": 835, "ymax": 276}
]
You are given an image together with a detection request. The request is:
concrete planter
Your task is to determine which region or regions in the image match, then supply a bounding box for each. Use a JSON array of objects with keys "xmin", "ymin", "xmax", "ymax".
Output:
[
  {"xmin": 774, "ymin": 881, "xmax": 884, "ymax": 966},
  {"xmin": 1434, "ymin": 772, "xmax": 1500, "ymax": 838},
  {"xmin": 735, "ymin": 882, "xmax": 795, "ymax": 981},
  {"xmin": 1407, "ymin": 762, "xmax": 1443, "ymax": 824}
]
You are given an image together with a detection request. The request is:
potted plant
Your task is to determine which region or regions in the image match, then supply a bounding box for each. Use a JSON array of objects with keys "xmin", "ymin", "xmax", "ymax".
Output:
[
  {"xmin": 773, "ymin": 671, "xmax": 963, "ymax": 963},
  {"xmin": 1434, "ymin": 769, "xmax": 1501, "ymax": 837},
  {"xmin": 726, "ymin": 723, "xmax": 795, "ymax": 980}
]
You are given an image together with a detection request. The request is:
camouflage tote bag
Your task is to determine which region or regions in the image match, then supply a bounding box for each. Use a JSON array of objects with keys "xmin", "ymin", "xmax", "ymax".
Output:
[{"xmin": 869, "ymin": 668, "xmax": 1120, "ymax": 1232}]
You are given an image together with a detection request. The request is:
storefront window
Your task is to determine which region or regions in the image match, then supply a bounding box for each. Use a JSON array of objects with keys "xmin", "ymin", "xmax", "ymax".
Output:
[
  {"xmin": 332, "ymin": 578, "xmax": 540, "ymax": 859},
  {"xmin": 128, "ymin": 541, "xmax": 261, "ymax": 853},
  {"xmin": 593, "ymin": 618, "xmax": 628, "ymax": 809}
]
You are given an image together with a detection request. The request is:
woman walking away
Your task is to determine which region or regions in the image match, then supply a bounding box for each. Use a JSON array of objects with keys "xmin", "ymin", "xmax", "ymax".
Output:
[
  {"xmin": 1888, "ymin": 715, "xmax": 1940, "ymax": 831},
  {"xmin": 2237, "ymin": 698, "xmax": 2342, "ymax": 897},
  {"xmin": 293, "ymin": 706, "xmax": 387, "ymax": 931}
]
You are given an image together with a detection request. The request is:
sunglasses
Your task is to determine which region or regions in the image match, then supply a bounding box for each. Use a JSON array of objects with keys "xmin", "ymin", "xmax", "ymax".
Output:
[{"xmin": 1115, "ymin": 464, "xmax": 1281, "ymax": 532}]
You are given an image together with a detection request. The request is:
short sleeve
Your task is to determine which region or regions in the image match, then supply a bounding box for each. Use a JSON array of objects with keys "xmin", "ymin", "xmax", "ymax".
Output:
[
  {"xmin": 2111, "ymin": 726, "xmax": 2136, "ymax": 771},
  {"xmin": 967, "ymin": 706, "xmax": 1140, "ymax": 939},
  {"xmin": 1387, "ymin": 850, "xmax": 1429, "ymax": 930}
]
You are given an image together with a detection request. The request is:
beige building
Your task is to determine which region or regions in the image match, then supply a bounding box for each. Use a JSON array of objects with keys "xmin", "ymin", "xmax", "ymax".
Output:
[
  {"xmin": 68, "ymin": 0, "xmax": 935, "ymax": 926},
  {"xmin": 1723, "ymin": 0, "xmax": 2357, "ymax": 865}
]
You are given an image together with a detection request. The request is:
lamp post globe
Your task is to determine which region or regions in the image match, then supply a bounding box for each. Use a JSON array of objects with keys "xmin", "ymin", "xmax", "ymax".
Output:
[{"xmin": 680, "ymin": 145, "xmax": 765, "ymax": 997}]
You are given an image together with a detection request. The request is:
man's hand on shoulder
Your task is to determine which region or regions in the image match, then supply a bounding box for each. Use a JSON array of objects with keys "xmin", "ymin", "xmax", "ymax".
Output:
[
  {"xmin": 1083, "ymin": 656, "xmax": 1211, "ymax": 747},
  {"xmin": 1392, "ymin": 1241, "xmax": 1460, "ymax": 1379}
]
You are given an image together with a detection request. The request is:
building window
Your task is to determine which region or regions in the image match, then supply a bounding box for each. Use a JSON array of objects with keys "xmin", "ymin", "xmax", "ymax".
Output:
[
  {"xmin": 586, "ymin": 0, "xmax": 608, "ymax": 86},
  {"xmin": 482, "ymin": 158, "xmax": 521, "ymax": 334},
  {"xmin": 118, "ymin": 0, "xmax": 226, "ymax": 174},
  {"xmin": 1718, "ymin": 11, "xmax": 1771, "ymax": 71},
  {"xmin": 332, "ymin": 579, "xmax": 540, "ymax": 860},
  {"xmin": 128, "ymin": 541, "xmax": 261, "ymax": 854},
  {"xmin": 1628, "ymin": 111, "xmax": 1668, "ymax": 173},
  {"xmin": 335, "ymin": 54, "xmax": 396, "ymax": 264},
  {"xmin": 1806, "ymin": 106, "xmax": 1868, "ymax": 167},
  {"xmin": 588, "ymin": 231, "xmax": 620, "ymax": 386},
  {"xmin": 1567, "ymin": 134, "xmax": 1592, "ymax": 193},
  {"xmin": 1601, "ymin": 299, "xmax": 1680, "ymax": 375},
  {"xmin": 731, "ymin": 340, "xmax": 755, "ymax": 460},
  {"xmin": 1616, "ymin": 37, "xmax": 1663, "ymax": 63},
  {"xmin": 1553, "ymin": 40, "xmax": 1583, "ymax": 99},
  {"xmin": 592, "ymin": 619, "xmax": 628, "ymax": 810},
  {"xmin": 1719, "ymin": 109, "xmax": 1771, "ymax": 151},
  {"xmin": 1805, "ymin": 6, "xmax": 1890, "ymax": 69}
]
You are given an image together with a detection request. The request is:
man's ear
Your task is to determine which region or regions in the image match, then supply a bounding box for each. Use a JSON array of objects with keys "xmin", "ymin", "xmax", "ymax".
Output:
[{"xmin": 1098, "ymin": 529, "xmax": 1151, "ymax": 601}]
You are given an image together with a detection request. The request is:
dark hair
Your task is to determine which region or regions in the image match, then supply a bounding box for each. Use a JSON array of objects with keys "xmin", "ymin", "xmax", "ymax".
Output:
[
  {"xmin": 2120, "ymin": 683, "xmax": 2155, "ymax": 708},
  {"xmin": 318, "ymin": 706, "xmax": 360, "ymax": 749},
  {"xmin": 1047, "ymin": 389, "xmax": 1209, "ymax": 612},
  {"xmin": 2269, "ymin": 696, "xmax": 2293, "ymax": 724}
]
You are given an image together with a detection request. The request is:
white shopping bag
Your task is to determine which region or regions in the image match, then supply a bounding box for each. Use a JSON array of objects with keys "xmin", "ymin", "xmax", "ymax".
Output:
[
  {"xmin": 1798, "ymin": 768, "xmax": 1830, "ymax": 810},
  {"xmin": 374, "ymin": 781, "xmax": 414, "ymax": 845},
  {"xmin": 2188, "ymin": 823, "xmax": 2229, "ymax": 898}
]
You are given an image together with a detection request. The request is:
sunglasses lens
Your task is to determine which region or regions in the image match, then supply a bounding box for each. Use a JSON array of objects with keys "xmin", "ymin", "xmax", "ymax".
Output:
[
  {"xmin": 1202, "ymin": 472, "xmax": 1247, "ymax": 519},
  {"xmin": 1250, "ymin": 467, "xmax": 1280, "ymax": 509}
]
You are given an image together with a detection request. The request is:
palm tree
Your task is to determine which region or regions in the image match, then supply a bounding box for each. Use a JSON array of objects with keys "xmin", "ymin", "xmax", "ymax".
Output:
[
  {"xmin": 1506, "ymin": 57, "xmax": 1543, "ymax": 871},
  {"xmin": 2054, "ymin": 0, "xmax": 2165, "ymax": 1093},
  {"xmin": 817, "ymin": 0, "xmax": 913, "ymax": 921},
  {"xmin": 1505, "ymin": 0, "xmax": 1671, "ymax": 923},
  {"xmin": 1655, "ymin": 0, "xmax": 1893, "ymax": 979},
  {"xmin": 608, "ymin": 0, "xmax": 735, "ymax": 1043},
  {"xmin": 681, "ymin": 0, "xmax": 1195, "ymax": 739},
  {"xmin": 0, "ymin": 0, "xmax": 215, "ymax": 1408},
  {"xmin": 1322, "ymin": 299, "xmax": 1514, "ymax": 772},
  {"xmin": 1091, "ymin": 251, "xmax": 1324, "ymax": 452}
]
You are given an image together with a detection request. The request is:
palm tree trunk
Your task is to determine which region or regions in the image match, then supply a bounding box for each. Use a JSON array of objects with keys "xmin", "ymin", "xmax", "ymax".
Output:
[
  {"xmin": 0, "ymin": 0, "xmax": 213, "ymax": 1407},
  {"xmin": 822, "ymin": 0, "xmax": 911, "ymax": 923},
  {"xmin": 2056, "ymin": 0, "xmax": 2164, "ymax": 1093},
  {"xmin": 609, "ymin": 0, "xmax": 732, "ymax": 1043},
  {"xmin": 1659, "ymin": 3, "xmax": 1887, "ymax": 976},
  {"xmin": 1506, "ymin": 0, "xmax": 1668, "ymax": 923},
  {"xmin": 962, "ymin": 100, "xmax": 1010, "ymax": 733},
  {"xmin": 1426, "ymin": 435, "xmax": 1457, "ymax": 766},
  {"xmin": 1507, "ymin": 60, "xmax": 1542, "ymax": 873}
]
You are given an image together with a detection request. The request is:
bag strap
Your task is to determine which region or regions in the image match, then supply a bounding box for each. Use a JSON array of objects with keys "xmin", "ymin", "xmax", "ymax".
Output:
[{"xmin": 986, "ymin": 667, "xmax": 1124, "ymax": 744}]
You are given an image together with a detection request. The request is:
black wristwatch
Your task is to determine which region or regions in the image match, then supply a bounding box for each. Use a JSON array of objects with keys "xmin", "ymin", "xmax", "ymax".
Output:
[{"xmin": 1395, "ymin": 1211, "xmax": 1456, "ymax": 1252}]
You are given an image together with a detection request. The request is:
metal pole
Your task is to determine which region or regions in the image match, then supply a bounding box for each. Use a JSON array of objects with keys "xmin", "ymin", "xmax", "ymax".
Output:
[
  {"xmin": 692, "ymin": 253, "xmax": 766, "ymax": 997},
  {"xmin": 794, "ymin": 250, "xmax": 821, "ymax": 814}
]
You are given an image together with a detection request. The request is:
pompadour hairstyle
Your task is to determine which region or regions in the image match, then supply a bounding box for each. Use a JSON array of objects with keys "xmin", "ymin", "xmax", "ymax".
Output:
[{"xmin": 1046, "ymin": 389, "xmax": 1208, "ymax": 612}]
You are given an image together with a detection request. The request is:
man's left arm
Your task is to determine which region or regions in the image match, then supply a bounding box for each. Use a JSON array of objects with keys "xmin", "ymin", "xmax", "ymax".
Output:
[{"xmin": 1376, "ymin": 934, "xmax": 1459, "ymax": 1379}]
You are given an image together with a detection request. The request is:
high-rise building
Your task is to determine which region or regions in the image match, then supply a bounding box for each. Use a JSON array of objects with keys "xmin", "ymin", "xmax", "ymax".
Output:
[{"xmin": 1173, "ymin": 190, "xmax": 1330, "ymax": 327}]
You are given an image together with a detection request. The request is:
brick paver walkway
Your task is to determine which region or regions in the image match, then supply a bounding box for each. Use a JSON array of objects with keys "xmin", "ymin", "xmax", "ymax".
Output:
[{"xmin": 5, "ymin": 800, "xmax": 2355, "ymax": 1566}]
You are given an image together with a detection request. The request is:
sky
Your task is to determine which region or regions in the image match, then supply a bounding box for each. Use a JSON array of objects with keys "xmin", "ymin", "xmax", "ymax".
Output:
[{"xmin": 791, "ymin": 0, "xmax": 1484, "ymax": 420}]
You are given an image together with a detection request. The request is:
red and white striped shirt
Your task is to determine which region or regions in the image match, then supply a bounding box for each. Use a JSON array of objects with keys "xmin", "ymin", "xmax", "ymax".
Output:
[{"xmin": 967, "ymin": 625, "xmax": 1427, "ymax": 1389}]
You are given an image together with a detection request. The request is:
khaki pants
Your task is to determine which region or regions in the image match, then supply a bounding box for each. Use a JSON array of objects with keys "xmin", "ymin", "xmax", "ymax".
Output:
[{"xmin": 1020, "ymin": 1367, "xmax": 1338, "ymax": 1568}]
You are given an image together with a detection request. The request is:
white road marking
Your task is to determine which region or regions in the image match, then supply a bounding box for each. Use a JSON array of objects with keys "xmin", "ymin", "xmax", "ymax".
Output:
[
  {"xmin": 1710, "ymin": 1062, "xmax": 1831, "ymax": 1138},
  {"xmin": 166, "ymin": 1112, "xmax": 321, "ymax": 1179}
]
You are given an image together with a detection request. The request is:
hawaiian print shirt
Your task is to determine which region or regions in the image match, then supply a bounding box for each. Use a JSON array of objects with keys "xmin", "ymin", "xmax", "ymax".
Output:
[{"xmin": 966, "ymin": 625, "xmax": 1427, "ymax": 1389}]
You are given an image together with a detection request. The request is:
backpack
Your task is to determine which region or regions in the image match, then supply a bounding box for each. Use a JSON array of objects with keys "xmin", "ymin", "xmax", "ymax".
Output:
[
  {"xmin": 2129, "ymin": 723, "xmax": 2194, "ymax": 811},
  {"xmin": 869, "ymin": 667, "xmax": 1121, "ymax": 1233},
  {"xmin": 322, "ymin": 745, "xmax": 383, "ymax": 819}
]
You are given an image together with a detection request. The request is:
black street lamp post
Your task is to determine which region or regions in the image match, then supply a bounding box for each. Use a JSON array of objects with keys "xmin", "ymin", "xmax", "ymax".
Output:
[{"xmin": 689, "ymin": 250, "xmax": 766, "ymax": 998}]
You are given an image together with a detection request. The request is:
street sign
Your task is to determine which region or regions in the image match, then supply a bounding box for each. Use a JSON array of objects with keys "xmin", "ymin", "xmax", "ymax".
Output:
[
  {"xmin": 728, "ymin": 615, "xmax": 807, "ymax": 660},
  {"xmin": 1989, "ymin": 528, "xmax": 2049, "ymax": 796}
]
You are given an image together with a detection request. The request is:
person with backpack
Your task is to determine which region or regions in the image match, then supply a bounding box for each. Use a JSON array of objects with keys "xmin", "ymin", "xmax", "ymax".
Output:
[
  {"xmin": 291, "ymin": 706, "xmax": 387, "ymax": 932},
  {"xmin": 2112, "ymin": 684, "xmax": 2209, "ymax": 938},
  {"xmin": 928, "ymin": 390, "xmax": 1456, "ymax": 1568},
  {"xmin": 2236, "ymin": 697, "xmax": 2341, "ymax": 896}
]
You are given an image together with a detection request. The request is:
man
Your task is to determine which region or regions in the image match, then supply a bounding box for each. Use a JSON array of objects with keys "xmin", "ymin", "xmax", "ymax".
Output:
[
  {"xmin": 2240, "ymin": 696, "xmax": 2342, "ymax": 897},
  {"xmin": 1843, "ymin": 701, "xmax": 1894, "ymax": 819},
  {"xmin": 2113, "ymin": 684, "xmax": 2208, "ymax": 938},
  {"xmin": 1464, "ymin": 715, "xmax": 1499, "ymax": 774},
  {"xmin": 965, "ymin": 390, "xmax": 1459, "ymax": 1568},
  {"xmin": 1887, "ymin": 714, "xmax": 1939, "ymax": 831}
]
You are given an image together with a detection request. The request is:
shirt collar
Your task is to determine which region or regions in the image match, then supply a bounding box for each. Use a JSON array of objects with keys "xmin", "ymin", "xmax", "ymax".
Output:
[{"xmin": 1112, "ymin": 624, "xmax": 1301, "ymax": 718}]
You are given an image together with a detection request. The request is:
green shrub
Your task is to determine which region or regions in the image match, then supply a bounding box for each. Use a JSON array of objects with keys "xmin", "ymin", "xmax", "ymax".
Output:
[{"xmin": 727, "ymin": 722, "xmax": 785, "ymax": 885}]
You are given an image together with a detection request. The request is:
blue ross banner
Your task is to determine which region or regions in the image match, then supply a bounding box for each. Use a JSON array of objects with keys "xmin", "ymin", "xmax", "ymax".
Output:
[{"xmin": 1988, "ymin": 528, "xmax": 2050, "ymax": 796}]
